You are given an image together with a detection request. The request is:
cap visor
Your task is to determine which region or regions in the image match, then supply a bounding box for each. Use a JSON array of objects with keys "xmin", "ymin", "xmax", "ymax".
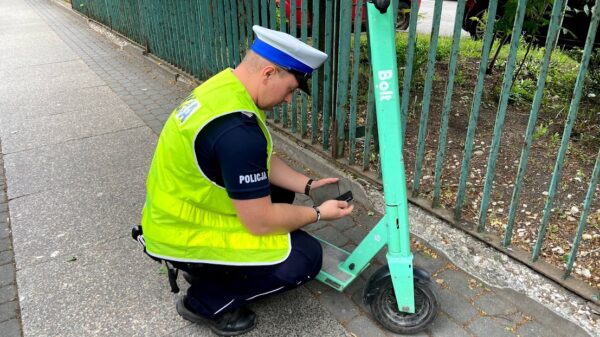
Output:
[{"xmin": 296, "ymin": 75, "xmax": 310, "ymax": 95}]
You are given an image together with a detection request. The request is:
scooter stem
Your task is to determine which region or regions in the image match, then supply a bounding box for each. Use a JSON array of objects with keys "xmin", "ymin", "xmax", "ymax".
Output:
[{"xmin": 366, "ymin": 0, "xmax": 415, "ymax": 313}]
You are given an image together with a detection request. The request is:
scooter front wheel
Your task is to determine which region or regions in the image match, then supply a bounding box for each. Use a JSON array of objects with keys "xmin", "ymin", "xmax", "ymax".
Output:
[{"xmin": 369, "ymin": 278, "xmax": 439, "ymax": 334}]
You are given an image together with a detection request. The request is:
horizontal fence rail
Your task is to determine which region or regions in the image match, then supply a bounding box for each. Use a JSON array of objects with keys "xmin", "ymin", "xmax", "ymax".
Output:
[{"xmin": 72, "ymin": 0, "xmax": 600, "ymax": 302}]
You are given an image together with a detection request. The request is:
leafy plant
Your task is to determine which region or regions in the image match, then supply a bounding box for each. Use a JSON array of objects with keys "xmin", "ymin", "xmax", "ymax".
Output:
[{"xmin": 533, "ymin": 123, "xmax": 549, "ymax": 140}]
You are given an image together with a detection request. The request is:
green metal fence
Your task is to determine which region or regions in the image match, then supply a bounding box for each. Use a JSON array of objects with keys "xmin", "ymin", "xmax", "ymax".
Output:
[{"xmin": 71, "ymin": 0, "xmax": 600, "ymax": 302}]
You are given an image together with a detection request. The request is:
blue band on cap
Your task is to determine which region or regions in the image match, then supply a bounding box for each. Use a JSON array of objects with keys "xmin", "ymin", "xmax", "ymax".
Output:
[{"xmin": 251, "ymin": 38, "xmax": 313, "ymax": 75}]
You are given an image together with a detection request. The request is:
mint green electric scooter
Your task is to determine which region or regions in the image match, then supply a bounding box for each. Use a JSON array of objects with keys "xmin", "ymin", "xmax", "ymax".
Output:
[{"xmin": 312, "ymin": 1, "xmax": 439, "ymax": 334}]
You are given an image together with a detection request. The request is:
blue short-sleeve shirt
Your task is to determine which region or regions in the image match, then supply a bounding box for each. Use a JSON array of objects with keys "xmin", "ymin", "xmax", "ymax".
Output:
[{"xmin": 194, "ymin": 112, "xmax": 271, "ymax": 200}]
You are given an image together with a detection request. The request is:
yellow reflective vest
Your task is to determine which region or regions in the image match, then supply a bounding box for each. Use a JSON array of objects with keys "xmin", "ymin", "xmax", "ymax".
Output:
[{"xmin": 141, "ymin": 69, "xmax": 291, "ymax": 265}]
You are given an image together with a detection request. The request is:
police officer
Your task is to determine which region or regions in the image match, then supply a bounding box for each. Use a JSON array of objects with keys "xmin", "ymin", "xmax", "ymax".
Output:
[{"xmin": 140, "ymin": 25, "xmax": 354, "ymax": 336}]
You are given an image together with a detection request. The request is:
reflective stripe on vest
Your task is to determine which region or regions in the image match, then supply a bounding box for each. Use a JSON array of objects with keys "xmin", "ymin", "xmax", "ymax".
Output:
[{"xmin": 141, "ymin": 69, "xmax": 290, "ymax": 265}]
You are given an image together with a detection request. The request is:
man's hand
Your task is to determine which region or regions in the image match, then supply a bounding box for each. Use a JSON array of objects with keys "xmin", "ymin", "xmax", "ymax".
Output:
[
  {"xmin": 310, "ymin": 177, "xmax": 339, "ymax": 190},
  {"xmin": 318, "ymin": 199, "xmax": 354, "ymax": 221}
]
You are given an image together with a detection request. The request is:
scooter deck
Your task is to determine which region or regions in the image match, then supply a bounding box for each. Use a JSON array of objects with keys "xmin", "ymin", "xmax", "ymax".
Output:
[{"xmin": 315, "ymin": 237, "xmax": 355, "ymax": 290}]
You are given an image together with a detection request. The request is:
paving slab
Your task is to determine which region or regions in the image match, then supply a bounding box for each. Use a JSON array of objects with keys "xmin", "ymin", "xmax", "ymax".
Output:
[
  {"xmin": 9, "ymin": 165, "xmax": 147, "ymax": 268},
  {"xmin": 0, "ymin": 319, "xmax": 22, "ymax": 337},
  {"xmin": 427, "ymin": 313, "xmax": 473, "ymax": 337},
  {"xmin": 0, "ymin": 33, "xmax": 77, "ymax": 70},
  {"xmin": 0, "ymin": 250, "xmax": 12, "ymax": 265},
  {"xmin": 317, "ymin": 289, "xmax": 361, "ymax": 324},
  {"xmin": 239, "ymin": 287, "xmax": 351, "ymax": 337},
  {"xmin": 494, "ymin": 287, "xmax": 592, "ymax": 337},
  {"xmin": 0, "ymin": 301, "xmax": 19, "ymax": 322},
  {"xmin": 436, "ymin": 288, "xmax": 480, "ymax": 324},
  {"xmin": 0, "ymin": 282, "xmax": 17, "ymax": 303},
  {"xmin": 0, "ymin": 13, "xmax": 43, "ymax": 26},
  {"xmin": 0, "ymin": 263, "xmax": 15, "ymax": 287},
  {"xmin": 346, "ymin": 315, "xmax": 388, "ymax": 337},
  {"xmin": 0, "ymin": 86, "xmax": 123, "ymax": 123},
  {"xmin": 17, "ymin": 234, "xmax": 351, "ymax": 337},
  {"xmin": 468, "ymin": 316, "xmax": 515, "ymax": 337},
  {"xmin": 3, "ymin": 126, "xmax": 155, "ymax": 199},
  {"xmin": 0, "ymin": 101, "xmax": 143, "ymax": 153},
  {"xmin": 17, "ymin": 236, "xmax": 188, "ymax": 337},
  {"xmin": 0, "ymin": 60, "xmax": 104, "ymax": 95},
  {"xmin": 517, "ymin": 319, "xmax": 560, "ymax": 337}
]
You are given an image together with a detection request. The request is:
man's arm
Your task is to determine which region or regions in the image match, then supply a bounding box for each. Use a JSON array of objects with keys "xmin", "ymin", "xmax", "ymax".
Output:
[
  {"xmin": 232, "ymin": 197, "xmax": 353, "ymax": 235},
  {"xmin": 269, "ymin": 155, "xmax": 339, "ymax": 193}
]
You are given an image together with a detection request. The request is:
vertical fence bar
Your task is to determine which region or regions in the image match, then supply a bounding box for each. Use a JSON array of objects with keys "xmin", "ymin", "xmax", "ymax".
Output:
[
  {"xmin": 217, "ymin": 2, "xmax": 227, "ymax": 70},
  {"xmin": 159, "ymin": 2, "xmax": 171, "ymax": 67},
  {"xmin": 173, "ymin": 3, "xmax": 183, "ymax": 69},
  {"xmin": 565, "ymin": 147, "xmax": 600, "ymax": 277},
  {"xmin": 168, "ymin": 3, "xmax": 179, "ymax": 68},
  {"xmin": 269, "ymin": 0, "xmax": 277, "ymax": 29},
  {"xmin": 157, "ymin": 0, "xmax": 168, "ymax": 63},
  {"xmin": 182, "ymin": 1, "xmax": 192, "ymax": 72},
  {"xmin": 180, "ymin": 0, "xmax": 197, "ymax": 74},
  {"xmin": 300, "ymin": 0, "xmax": 309, "ymax": 137},
  {"xmin": 182, "ymin": 1, "xmax": 193, "ymax": 75},
  {"xmin": 362, "ymin": 76, "xmax": 376, "ymax": 171},
  {"xmin": 348, "ymin": 0, "xmax": 364, "ymax": 165},
  {"xmin": 238, "ymin": 1, "xmax": 249, "ymax": 62},
  {"xmin": 195, "ymin": 0, "xmax": 208, "ymax": 78},
  {"xmin": 532, "ymin": 2, "xmax": 600, "ymax": 261},
  {"xmin": 183, "ymin": 1, "xmax": 193, "ymax": 73},
  {"xmin": 311, "ymin": 0, "xmax": 322, "ymax": 143},
  {"xmin": 217, "ymin": 1, "xmax": 227, "ymax": 69},
  {"xmin": 231, "ymin": 0, "xmax": 241, "ymax": 65},
  {"xmin": 321, "ymin": 0, "xmax": 334, "ymax": 150},
  {"xmin": 399, "ymin": 0, "xmax": 421, "ymax": 140},
  {"xmin": 141, "ymin": 0, "xmax": 152, "ymax": 53},
  {"xmin": 246, "ymin": 1, "xmax": 254, "ymax": 50},
  {"xmin": 477, "ymin": 0, "xmax": 528, "ymax": 231},
  {"xmin": 171, "ymin": 1, "xmax": 187, "ymax": 71},
  {"xmin": 503, "ymin": 0, "xmax": 567, "ymax": 246},
  {"xmin": 334, "ymin": 0, "xmax": 352, "ymax": 157},
  {"xmin": 280, "ymin": 0, "xmax": 289, "ymax": 127},
  {"xmin": 103, "ymin": 0, "xmax": 111, "ymax": 29},
  {"xmin": 206, "ymin": 0, "xmax": 216, "ymax": 75},
  {"xmin": 224, "ymin": 0, "xmax": 235, "ymax": 67},
  {"xmin": 253, "ymin": 0, "xmax": 260, "ymax": 26},
  {"xmin": 411, "ymin": 0, "xmax": 443, "ymax": 197},
  {"xmin": 152, "ymin": 0, "xmax": 162, "ymax": 57},
  {"xmin": 290, "ymin": 0, "xmax": 298, "ymax": 133},
  {"xmin": 206, "ymin": 2, "xmax": 217, "ymax": 70},
  {"xmin": 130, "ymin": 0, "xmax": 142, "ymax": 43},
  {"xmin": 454, "ymin": 0, "xmax": 498, "ymax": 218},
  {"xmin": 189, "ymin": 0, "xmax": 200, "ymax": 78},
  {"xmin": 269, "ymin": 0, "xmax": 280, "ymax": 121},
  {"xmin": 431, "ymin": 0, "xmax": 466, "ymax": 208},
  {"xmin": 261, "ymin": 0, "xmax": 268, "ymax": 26},
  {"xmin": 195, "ymin": 0, "xmax": 206, "ymax": 78},
  {"xmin": 137, "ymin": 0, "xmax": 148, "ymax": 51}
]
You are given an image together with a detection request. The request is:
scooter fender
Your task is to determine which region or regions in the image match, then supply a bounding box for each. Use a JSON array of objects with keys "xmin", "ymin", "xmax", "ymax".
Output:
[{"xmin": 363, "ymin": 265, "xmax": 432, "ymax": 305}]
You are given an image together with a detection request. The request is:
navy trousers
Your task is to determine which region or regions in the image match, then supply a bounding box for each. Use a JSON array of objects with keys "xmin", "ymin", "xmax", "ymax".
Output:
[{"xmin": 175, "ymin": 186, "xmax": 323, "ymax": 318}]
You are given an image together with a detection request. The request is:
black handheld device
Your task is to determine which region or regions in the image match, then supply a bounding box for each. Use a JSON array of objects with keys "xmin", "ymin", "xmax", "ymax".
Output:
[{"xmin": 335, "ymin": 190, "xmax": 354, "ymax": 202}]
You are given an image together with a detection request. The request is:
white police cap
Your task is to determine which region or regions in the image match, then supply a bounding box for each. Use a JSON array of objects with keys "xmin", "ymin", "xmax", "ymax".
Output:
[{"xmin": 251, "ymin": 25, "xmax": 328, "ymax": 94}]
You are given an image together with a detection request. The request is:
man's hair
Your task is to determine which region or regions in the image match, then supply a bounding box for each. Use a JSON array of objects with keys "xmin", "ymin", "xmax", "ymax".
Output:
[{"xmin": 240, "ymin": 50, "xmax": 282, "ymax": 75}]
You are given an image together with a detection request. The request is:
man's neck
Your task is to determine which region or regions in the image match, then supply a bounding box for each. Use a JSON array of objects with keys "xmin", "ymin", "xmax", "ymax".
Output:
[{"xmin": 232, "ymin": 66, "xmax": 258, "ymax": 104}]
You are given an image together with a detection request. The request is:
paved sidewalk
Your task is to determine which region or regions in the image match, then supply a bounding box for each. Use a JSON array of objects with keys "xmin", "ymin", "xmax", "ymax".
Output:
[{"xmin": 0, "ymin": 0, "xmax": 594, "ymax": 336}]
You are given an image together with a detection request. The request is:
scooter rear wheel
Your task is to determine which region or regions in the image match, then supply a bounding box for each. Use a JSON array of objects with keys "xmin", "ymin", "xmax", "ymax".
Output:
[{"xmin": 370, "ymin": 278, "xmax": 439, "ymax": 334}]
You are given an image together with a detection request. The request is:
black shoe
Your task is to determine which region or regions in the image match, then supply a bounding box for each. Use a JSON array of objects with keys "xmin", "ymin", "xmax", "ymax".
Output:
[{"xmin": 176, "ymin": 296, "xmax": 256, "ymax": 336}]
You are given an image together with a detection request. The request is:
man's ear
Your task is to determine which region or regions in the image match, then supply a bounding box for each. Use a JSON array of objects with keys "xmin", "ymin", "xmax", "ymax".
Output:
[{"xmin": 262, "ymin": 65, "xmax": 277, "ymax": 80}]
